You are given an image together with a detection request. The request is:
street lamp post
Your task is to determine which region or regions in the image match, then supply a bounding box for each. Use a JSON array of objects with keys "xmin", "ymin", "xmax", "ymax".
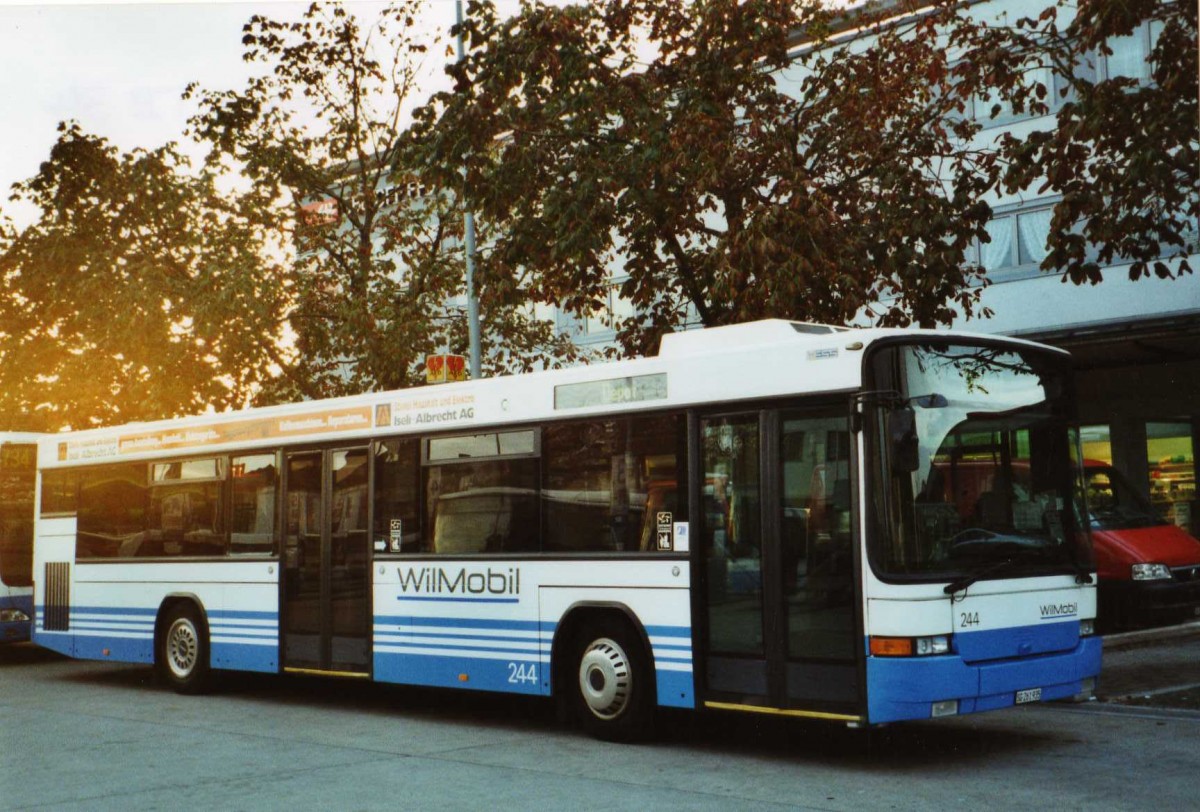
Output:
[{"xmin": 456, "ymin": 0, "xmax": 482, "ymax": 380}]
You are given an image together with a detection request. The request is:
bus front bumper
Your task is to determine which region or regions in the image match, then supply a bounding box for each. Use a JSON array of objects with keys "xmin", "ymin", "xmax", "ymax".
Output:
[{"xmin": 865, "ymin": 635, "xmax": 1102, "ymax": 724}]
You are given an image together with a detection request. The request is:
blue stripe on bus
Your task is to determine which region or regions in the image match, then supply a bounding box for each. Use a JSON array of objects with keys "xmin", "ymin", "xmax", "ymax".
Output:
[
  {"xmin": 70, "ymin": 606, "xmax": 157, "ymax": 617},
  {"xmin": 209, "ymin": 609, "xmax": 279, "ymax": 621},
  {"xmin": 380, "ymin": 630, "xmax": 548, "ymax": 646},
  {"xmin": 375, "ymin": 614, "xmax": 547, "ymax": 632},
  {"xmin": 644, "ymin": 625, "xmax": 690, "ymax": 638},
  {"xmin": 376, "ymin": 638, "xmax": 549, "ymax": 657},
  {"xmin": 865, "ymin": 633, "xmax": 1102, "ymax": 724},
  {"xmin": 395, "ymin": 596, "xmax": 521, "ymax": 604},
  {"xmin": 0, "ymin": 594, "xmax": 32, "ymax": 612}
]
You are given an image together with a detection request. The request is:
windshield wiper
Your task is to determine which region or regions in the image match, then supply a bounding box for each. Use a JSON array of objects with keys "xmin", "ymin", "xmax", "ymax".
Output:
[{"xmin": 944, "ymin": 558, "xmax": 1020, "ymax": 597}]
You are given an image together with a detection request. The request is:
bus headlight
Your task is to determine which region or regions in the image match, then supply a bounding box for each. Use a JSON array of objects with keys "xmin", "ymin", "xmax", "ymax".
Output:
[
  {"xmin": 915, "ymin": 635, "xmax": 950, "ymax": 656},
  {"xmin": 0, "ymin": 608, "xmax": 30, "ymax": 623},
  {"xmin": 1079, "ymin": 619, "xmax": 1095, "ymax": 637},
  {"xmin": 1131, "ymin": 563, "xmax": 1172, "ymax": 581}
]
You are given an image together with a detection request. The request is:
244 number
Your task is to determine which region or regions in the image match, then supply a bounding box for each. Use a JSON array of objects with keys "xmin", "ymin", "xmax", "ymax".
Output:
[
  {"xmin": 959, "ymin": 611, "xmax": 980, "ymax": 628},
  {"xmin": 507, "ymin": 662, "xmax": 538, "ymax": 685}
]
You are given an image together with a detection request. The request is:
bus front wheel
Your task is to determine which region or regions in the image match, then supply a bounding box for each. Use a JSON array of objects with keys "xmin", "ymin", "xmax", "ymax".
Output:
[
  {"xmin": 157, "ymin": 603, "xmax": 213, "ymax": 694},
  {"xmin": 571, "ymin": 622, "xmax": 652, "ymax": 742}
]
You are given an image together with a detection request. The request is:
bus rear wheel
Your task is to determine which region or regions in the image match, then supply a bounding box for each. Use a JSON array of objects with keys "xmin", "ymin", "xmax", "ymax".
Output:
[
  {"xmin": 157, "ymin": 603, "xmax": 213, "ymax": 695},
  {"xmin": 571, "ymin": 622, "xmax": 652, "ymax": 742}
]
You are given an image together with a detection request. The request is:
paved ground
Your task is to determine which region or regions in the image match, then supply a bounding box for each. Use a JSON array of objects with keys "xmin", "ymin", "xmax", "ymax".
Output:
[
  {"xmin": 1097, "ymin": 621, "xmax": 1200, "ymax": 710},
  {"xmin": 2, "ymin": 623, "xmax": 1198, "ymax": 811}
]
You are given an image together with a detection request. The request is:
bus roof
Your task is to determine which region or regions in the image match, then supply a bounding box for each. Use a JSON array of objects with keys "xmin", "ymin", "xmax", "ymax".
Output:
[{"xmin": 37, "ymin": 320, "xmax": 1065, "ymax": 469}]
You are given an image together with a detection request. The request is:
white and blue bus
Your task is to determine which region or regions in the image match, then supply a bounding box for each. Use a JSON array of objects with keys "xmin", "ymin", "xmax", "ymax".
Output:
[
  {"xmin": 1, "ymin": 434, "xmax": 39, "ymax": 643},
  {"xmin": 32, "ymin": 321, "xmax": 1100, "ymax": 738}
]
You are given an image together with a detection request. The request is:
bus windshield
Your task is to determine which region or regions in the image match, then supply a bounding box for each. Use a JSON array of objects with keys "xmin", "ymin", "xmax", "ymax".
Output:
[{"xmin": 868, "ymin": 342, "xmax": 1091, "ymax": 580}]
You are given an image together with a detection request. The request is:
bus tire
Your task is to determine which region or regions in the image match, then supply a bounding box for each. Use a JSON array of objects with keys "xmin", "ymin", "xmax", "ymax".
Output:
[
  {"xmin": 570, "ymin": 621, "xmax": 653, "ymax": 742},
  {"xmin": 157, "ymin": 603, "xmax": 213, "ymax": 695}
]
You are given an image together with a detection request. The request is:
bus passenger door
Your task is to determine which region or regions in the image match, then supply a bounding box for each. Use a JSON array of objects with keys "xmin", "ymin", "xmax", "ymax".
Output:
[
  {"xmin": 699, "ymin": 409, "xmax": 860, "ymax": 717},
  {"xmin": 282, "ymin": 447, "xmax": 371, "ymax": 676}
]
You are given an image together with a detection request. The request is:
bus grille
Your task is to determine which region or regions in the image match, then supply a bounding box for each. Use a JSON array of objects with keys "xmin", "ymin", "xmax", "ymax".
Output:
[{"xmin": 43, "ymin": 562, "xmax": 70, "ymax": 631}]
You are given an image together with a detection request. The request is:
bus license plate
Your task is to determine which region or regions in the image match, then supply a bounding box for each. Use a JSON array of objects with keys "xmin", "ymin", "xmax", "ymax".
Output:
[{"xmin": 1015, "ymin": 688, "xmax": 1042, "ymax": 704}]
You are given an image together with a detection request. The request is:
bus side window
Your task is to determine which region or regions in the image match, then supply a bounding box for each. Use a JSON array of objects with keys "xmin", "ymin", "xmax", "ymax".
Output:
[
  {"xmin": 374, "ymin": 439, "xmax": 420, "ymax": 554},
  {"xmin": 424, "ymin": 431, "xmax": 540, "ymax": 555},
  {"xmin": 77, "ymin": 463, "xmax": 147, "ymax": 559},
  {"xmin": 543, "ymin": 420, "xmax": 623, "ymax": 552},
  {"xmin": 40, "ymin": 470, "xmax": 79, "ymax": 516},
  {"xmin": 146, "ymin": 458, "xmax": 226, "ymax": 558},
  {"xmin": 231, "ymin": 454, "xmax": 277, "ymax": 554},
  {"xmin": 542, "ymin": 413, "xmax": 684, "ymax": 553}
]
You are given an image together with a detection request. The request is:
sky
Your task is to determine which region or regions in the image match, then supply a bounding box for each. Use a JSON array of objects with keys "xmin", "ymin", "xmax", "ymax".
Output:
[{"xmin": 0, "ymin": 0, "xmax": 481, "ymax": 227}]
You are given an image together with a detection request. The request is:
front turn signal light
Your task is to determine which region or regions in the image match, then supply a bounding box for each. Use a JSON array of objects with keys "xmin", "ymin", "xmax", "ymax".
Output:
[
  {"xmin": 870, "ymin": 637, "xmax": 914, "ymax": 656},
  {"xmin": 870, "ymin": 635, "xmax": 950, "ymax": 657}
]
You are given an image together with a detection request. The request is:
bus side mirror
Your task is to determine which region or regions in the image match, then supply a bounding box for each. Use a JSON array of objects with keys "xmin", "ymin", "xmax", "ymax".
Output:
[{"xmin": 889, "ymin": 406, "xmax": 920, "ymax": 474}]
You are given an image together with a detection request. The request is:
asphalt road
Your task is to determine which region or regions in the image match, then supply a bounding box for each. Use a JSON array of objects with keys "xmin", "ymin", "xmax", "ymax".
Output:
[
  {"xmin": 1096, "ymin": 621, "xmax": 1200, "ymax": 709},
  {"xmin": 2, "ymin": 629, "xmax": 1198, "ymax": 811}
]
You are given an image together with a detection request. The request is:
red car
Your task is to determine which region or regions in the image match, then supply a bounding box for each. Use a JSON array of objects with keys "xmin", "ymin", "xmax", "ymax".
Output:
[{"xmin": 1085, "ymin": 462, "xmax": 1200, "ymax": 629}]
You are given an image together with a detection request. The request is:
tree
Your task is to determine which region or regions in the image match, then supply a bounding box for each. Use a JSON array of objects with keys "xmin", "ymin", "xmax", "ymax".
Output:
[
  {"xmin": 187, "ymin": 0, "xmax": 578, "ymax": 402},
  {"xmin": 416, "ymin": 0, "xmax": 1009, "ymax": 356},
  {"xmin": 971, "ymin": 0, "xmax": 1197, "ymax": 284},
  {"xmin": 0, "ymin": 124, "xmax": 286, "ymax": 431}
]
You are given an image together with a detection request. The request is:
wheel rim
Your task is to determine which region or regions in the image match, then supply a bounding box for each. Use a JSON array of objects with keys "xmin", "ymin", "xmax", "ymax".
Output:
[
  {"xmin": 578, "ymin": 637, "xmax": 632, "ymax": 721},
  {"xmin": 166, "ymin": 618, "xmax": 199, "ymax": 680}
]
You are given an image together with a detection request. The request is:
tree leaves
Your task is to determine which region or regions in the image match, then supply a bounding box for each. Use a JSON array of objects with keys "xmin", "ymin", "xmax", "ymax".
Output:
[
  {"xmin": 0, "ymin": 125, "xmax": 286, "ymax": 430},
  {"xmin": 416, "ymin": 0, "xmax": 1002, "ymax": 354},
  {"xmin": 189, "ymin": 0, "xmax": 574, "ymax": 402}
]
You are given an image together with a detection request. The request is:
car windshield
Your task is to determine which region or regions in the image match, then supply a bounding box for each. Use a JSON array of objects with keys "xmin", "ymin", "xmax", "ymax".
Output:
[
  {"xmin": 867, "ymin": 342, "xmax": 1092, "ymax": 580},
  {"xmin": 1084, "ymin": 465, "xmax": 1167, "ymax": 530}
]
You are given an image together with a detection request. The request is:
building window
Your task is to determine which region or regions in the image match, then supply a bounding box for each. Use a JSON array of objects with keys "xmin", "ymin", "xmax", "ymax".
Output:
[
  {"xmin": 1017, "ymin": 208, "xmax": 1055, "ymax": 266},
  {"xmin": 973, "ymin": 65, "xmax": 1058, "ymax": 127},
  {"xmin": 555, "ymin": 282, "xmax": 632, "ymax": 341},
  {"xmin": 980, "ymin": 216, "xmax": 1016, "ymax": 272},
  {"xmin": 1103, "ymin": 23, "xmax": 1157, "ymax": 83},
  {"xmin": 1147, "ymin": 422, "xmax": 1196, "ymax": 533},
  {"xmin": 975, "ymin": 205, "xmax": 1093, "ymax": 280},
  {"xmin": 556, "ymin": 308, "xmax": 586, "ymax": 339}
]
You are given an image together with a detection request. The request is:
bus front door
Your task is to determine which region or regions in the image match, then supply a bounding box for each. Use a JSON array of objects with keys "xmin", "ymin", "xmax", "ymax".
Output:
[
  {"xmin": 282, "ymin": 447, "xmax": 371, "ymax": 676},
  {"xmin": 699, "ymin": 409, "xmax": 860, "ymax": 718}
]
